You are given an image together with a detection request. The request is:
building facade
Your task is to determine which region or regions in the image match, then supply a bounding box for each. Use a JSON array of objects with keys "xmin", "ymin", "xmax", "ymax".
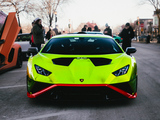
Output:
[{"xmin": 134, "ymin": 18, "xmax": 153, "ymax": 37}]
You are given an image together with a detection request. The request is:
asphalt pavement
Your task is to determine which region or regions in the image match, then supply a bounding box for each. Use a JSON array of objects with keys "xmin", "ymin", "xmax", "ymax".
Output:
[{"xmin": 0, "ymin": 42, "xmax": 160, "ymax": 120}]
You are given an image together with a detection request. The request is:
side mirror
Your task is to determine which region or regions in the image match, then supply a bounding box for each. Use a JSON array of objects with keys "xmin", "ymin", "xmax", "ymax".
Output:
[
  {"xmin": 27, "ymin": 47, "xmax": 38, "ymax": 56},
  {"xmin": 126, "ymin": 47, "xmax": 136, "ymax": 55}
]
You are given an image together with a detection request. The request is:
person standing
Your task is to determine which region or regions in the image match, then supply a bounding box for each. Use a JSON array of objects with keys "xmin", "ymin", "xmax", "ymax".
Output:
[
  {"xmin": 146, "ymin": 33, "xmax": 151, "ymax": 43},
  {"xmin": 103, "ymin": 23, "xmax": 112, "ymax": 36},
  {"xmin": 119, "ymin": 23, "xmax": 134, "ymax": 51},
  {"xmin": 87, "ymin": 27, "xmax": 92, "ymax": 32},
  {"xmin": 81, "ymin": 25, "xmax": 88, "ymax": 32},
  {"xmin": 53, "ymin": 25, "xmax": 59, "ymax": 35},
  {"xmin": 93, "ymin": 25, "xmax": 100, "ymax": 32},
  {"xmin": 46, "ymin": 28, "xmax": 56, "ymax": 40},
  {"xmin": 46, "ymin": 29, "xmax": 51, "ymax": 40},
  {"xmin": 30, "ymin": 21, "xmax": 36, "ymax": 47},
  {"xmin": 32, "ymin": 18, "xmax": 45, "ymax": 51}
]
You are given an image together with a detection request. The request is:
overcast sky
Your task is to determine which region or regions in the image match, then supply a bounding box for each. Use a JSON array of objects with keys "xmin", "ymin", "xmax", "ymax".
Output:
[{"xmin": 55, "ymin": 0, "xmax": 154, "ymax": 30}]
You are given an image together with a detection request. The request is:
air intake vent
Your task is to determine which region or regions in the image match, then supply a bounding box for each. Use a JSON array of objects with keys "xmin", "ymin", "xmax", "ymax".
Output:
[
  {"xmin": 90, "ymin": 58, "xmax": 112, "ymax": 66},
  {"xmin": 52, "ymin": 58, "xmax": 74, "ymax": 66}
]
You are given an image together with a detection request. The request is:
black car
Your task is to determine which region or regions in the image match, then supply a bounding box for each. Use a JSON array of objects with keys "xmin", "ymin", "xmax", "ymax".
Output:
[
  {"xmin": 16, "ymin": 33, "xmax": 31, "ymax": 42},
  {"xmin": 15, "ymin": 33, "xmax": 31, "ymax": 60}
]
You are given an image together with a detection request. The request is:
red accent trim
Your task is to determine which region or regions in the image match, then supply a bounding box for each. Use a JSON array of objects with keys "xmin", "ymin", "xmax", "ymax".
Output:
[
  {"xmin": 106, "ymin": 84, "xmax": 137, "ymax": 99},
  {"xmin": 27, "ymin": 84, "xmax": 137, "ymax": 99},
  {"xmin": 27, "ymin": 84, "xmax": 58, "ymax": 98}
]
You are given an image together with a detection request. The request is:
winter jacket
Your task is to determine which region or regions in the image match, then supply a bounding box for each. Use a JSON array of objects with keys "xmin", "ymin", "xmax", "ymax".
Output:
[
  {"xmin": 119, "ymin": 27, "xmax": 134, "ymax": 43},
  {"xmin": 103, "ymin": 27, "xmax": 112, "ymax": 36},
  {"xmin": 93, "ymin": 25, "xmax": 100, "ymax": 32},
  {"xmin": 32, "ymin": 24, "xmax": 44, "ymax": 44},
  {"xmin": 119, "ymin": 27, "xmax": 134, "ymax": 51},
  {"xmin": 46, "ymin": 30, "xmax": 51, "ymax": 40},
  {"xmin": 81, "ymin": 27, "xmax": 87, "ymax": 32}
]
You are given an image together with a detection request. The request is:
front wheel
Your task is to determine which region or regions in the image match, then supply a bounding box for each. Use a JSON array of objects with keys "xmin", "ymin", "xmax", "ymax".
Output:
[{"xmin": 16, "ymin": 48, "xmax": 23, "ymax": 68}]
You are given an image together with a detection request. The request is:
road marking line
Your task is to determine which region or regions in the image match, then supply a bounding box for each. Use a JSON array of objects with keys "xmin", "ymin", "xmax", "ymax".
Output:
[
  {"xmin": 17, "ymin": 111, "xmax": 73, "ymax": 120},
  {"xmin": 0, "ymin": 85, "xmax": 26, "ymax": 89}
]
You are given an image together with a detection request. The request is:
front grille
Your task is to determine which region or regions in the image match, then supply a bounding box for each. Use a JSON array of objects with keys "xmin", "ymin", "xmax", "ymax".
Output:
[{"xmin": 43, "ymin": 86, "xmax": 125, "ymax": 100}]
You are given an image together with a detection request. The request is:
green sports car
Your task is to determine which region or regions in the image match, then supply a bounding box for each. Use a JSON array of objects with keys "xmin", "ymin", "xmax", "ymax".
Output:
[
  {"xmin": 113, "ymin": 35, "xmax": 123, "ymax": 43},
  {"xmin": 27, "ymin": 34, "xmax": 137, "ymax": 100}
]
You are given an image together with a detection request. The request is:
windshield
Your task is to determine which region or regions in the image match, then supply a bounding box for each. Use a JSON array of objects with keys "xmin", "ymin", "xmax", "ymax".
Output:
[
  {"xmin": 0, "ymin": 11, "xmax": 7, "ymax": 39},
  {"xmin": 41, "ymin": 37, "xmax": 123, "ymax": 55}
]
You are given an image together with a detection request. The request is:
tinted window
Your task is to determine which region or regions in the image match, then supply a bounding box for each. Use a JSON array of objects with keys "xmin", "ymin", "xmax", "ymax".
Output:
[
  {"xmin": 16, "ymin": 34, "xmax": 31, "ymax": 41},
  {"xmin": 41, "ymin": 37, "xmax": 123, "ymax": 55}
]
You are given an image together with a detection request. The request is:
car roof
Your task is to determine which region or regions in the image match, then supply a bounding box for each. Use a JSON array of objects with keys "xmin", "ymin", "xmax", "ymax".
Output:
[
  {"xmin": 72, "ymin": 31, "xmax": 103, "ymax": 34},
  {"xmin": 52, "ymin": 34, "xmax": 112, "ymax": 39},
  {"xmin": 17, "ymin": 33, "xmax": 30, "ymax": 36}
]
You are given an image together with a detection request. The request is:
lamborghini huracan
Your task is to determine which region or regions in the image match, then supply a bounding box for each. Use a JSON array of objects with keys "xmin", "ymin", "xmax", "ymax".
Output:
[{"xmin": 27, "ymin": 34, "xmax": 137, "ymax": 100}]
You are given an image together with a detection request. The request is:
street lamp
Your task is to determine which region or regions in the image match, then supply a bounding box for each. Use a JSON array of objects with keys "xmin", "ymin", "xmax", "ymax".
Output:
[
  {"xmin": 55, "ymin": 11, "xmax": 57, "ymax": 28},
  {"xmin": 68, "ymin": 19, "xmax": 71, "ymax": 33},
  {"xmin": 137, "ymin": 16, "xmax": 140, "ymax": 41}
]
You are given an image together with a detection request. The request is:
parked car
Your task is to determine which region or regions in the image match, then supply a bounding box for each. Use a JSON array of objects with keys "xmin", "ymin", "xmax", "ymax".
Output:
[
  {"xmin": 15, "ymin": 33, "xmax": 31, "ymax": 60},
  {"xmin": 0, "ymin": 12, "xmax": 22, "ymax": 73},
  {"xmin": 113, "ymin": 35, "xmax": 123, "ymax": 43},
  {"xmin": 72, "ymin": 31, "xmax": 103, "ymax": 35},
  {"xmin": 75, "ymin": 32, "xmax": 122, "ymax": 43},
  {"xmin": 16, "ymin": 33, "xmax": 31, "ymax": 42},
  {"xmin": 138, "ymin": 35, "xmax": 147, "ymax": 41},
  {"xmin": 27, "ymin": 34, "xmax": 137, "ymax": 100}
]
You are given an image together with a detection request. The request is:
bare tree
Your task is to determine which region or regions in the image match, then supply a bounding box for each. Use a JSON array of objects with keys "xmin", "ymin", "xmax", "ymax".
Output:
[
  {"xmin": 144, "ymin": 0, "xmax": 160, "ymax": 35},
  {"xmin": 33, "ymin": 0, "xmax": 68, "ymax": 28},
  {"xmin": 0, "ymin": 0, "xmax": 31, "ymax": 33}
]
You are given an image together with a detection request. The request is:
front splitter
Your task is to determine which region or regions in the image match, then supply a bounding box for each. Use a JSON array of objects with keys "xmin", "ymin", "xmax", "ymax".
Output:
[{"xmin": 27, "ymin": 84, "xmax": 137, "ymax": 99}]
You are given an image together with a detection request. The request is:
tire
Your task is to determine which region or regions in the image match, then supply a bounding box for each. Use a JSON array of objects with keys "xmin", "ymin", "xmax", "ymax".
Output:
[{"xmin": 16, "ymin": 48, "xmax": 23, "ymax": 68}]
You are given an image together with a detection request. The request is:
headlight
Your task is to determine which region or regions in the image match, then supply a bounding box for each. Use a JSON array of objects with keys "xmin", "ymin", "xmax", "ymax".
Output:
[
  {"xmin": 34, "ymin": 65, "xmax": 51, "ymax": 76},
  {"xmin": 112, "ymin": 65, "xmax": 129, "ymax": 76}
]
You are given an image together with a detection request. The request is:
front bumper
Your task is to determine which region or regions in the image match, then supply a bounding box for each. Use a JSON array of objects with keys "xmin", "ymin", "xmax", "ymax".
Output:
[{"xmin": 27, "ymin": 76, "xmax": 137, "ymax": 100}]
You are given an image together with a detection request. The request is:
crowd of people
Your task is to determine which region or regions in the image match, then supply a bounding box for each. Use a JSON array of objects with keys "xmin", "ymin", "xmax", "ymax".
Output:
[
  {"xmin": 30, "ymin": 17, "xmax": 134, "ymax": 52},
  {"xmin": 81, "ymin": 23, "xmax": 134, "ymax": 51},
  {"xmin": 30, "ymin": 18, "xmax": 62, "ymax": 51}
]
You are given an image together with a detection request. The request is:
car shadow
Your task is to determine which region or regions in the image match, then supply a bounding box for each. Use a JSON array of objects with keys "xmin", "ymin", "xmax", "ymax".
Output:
[{"xmin": 28, "ymin": 96, "xmax": 137, "ymax": 109}]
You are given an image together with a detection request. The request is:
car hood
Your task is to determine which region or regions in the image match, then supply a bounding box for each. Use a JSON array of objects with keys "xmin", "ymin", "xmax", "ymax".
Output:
[{"xmin": 27, "ymin": 53, "xmax": 136, "ymax": 84}]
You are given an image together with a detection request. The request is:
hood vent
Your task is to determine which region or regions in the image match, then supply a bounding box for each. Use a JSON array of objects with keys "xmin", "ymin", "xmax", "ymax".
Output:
[
  {"xmin": 90, "ymin": 58, "xmax": 112, "ymax": 66},
  {"xmin": 52, "ymin": 58, "xmax": 112, "ymax": 66},
  {"xmin": 52, "ymin": 58, "xmax": 74, "ymax": 66}
]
